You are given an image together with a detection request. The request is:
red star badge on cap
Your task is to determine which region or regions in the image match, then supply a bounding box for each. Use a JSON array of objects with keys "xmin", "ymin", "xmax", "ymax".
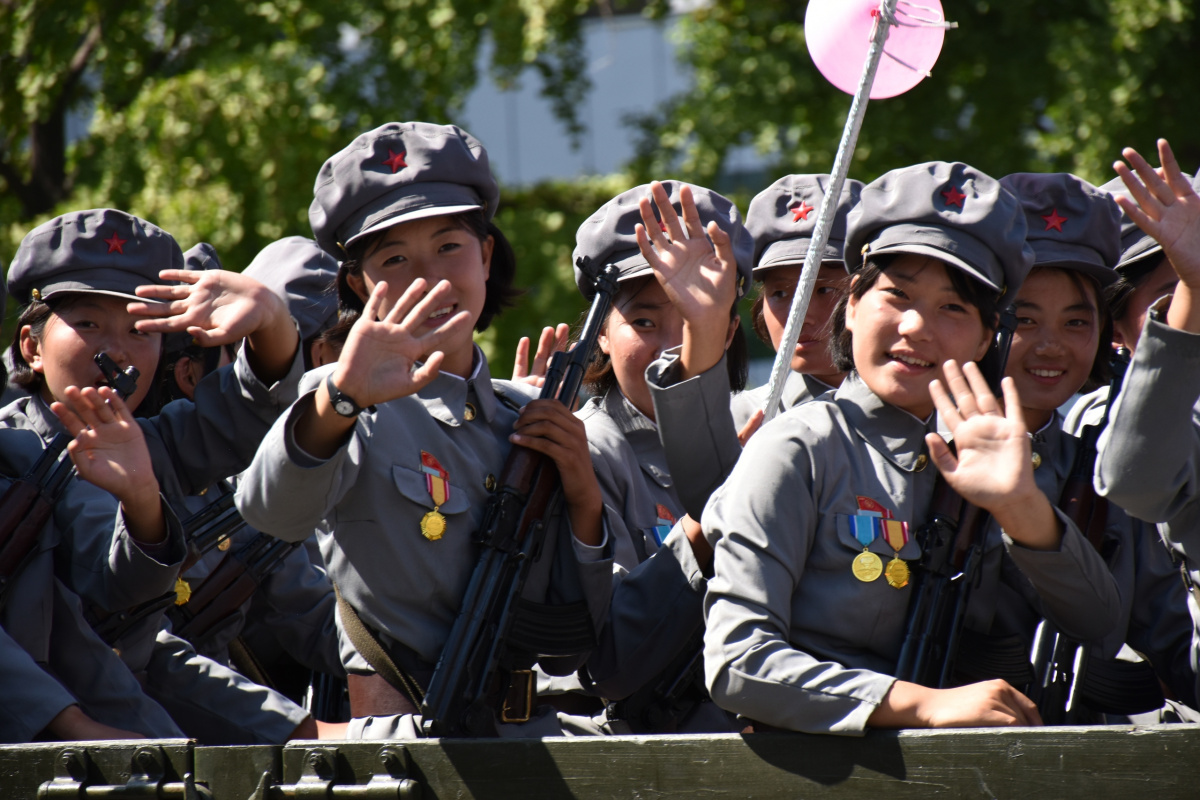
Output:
[
  {"xmin": 1042, "ymin": 208, "xmax": 1068, "ymax": 232},
  {"xmin": 383, "ymin": 149, "xmax": 408, "ymax": 173},
  {"xmin": 103, "ymin": 232, "xmax": 127, "ymax": 254},
  {"xmin": 941, "ymin": 186, "xmax": 966, "ymax": 208},
  {"xmin": 792, "ymin": 201, "xmax": 814, "ymax": 222}
]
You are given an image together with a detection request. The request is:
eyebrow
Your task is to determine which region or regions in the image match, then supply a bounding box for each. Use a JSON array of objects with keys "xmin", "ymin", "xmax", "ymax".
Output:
[
  {"xmin": 626, "ymin": 299, "xmax": 670, "ymax": 312},
  {"xmin": 376, "ymin": 226, "xmax": 461, "ymax": 248},
  {"xmin": 888, "ymin": 269, "xmax": 955, "ymax": 293}
]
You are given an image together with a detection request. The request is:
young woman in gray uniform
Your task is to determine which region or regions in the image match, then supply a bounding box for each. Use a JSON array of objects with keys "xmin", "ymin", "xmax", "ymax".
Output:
[
  {"xmin": 732, "ymin": 174, "xmax": 861, "ymax": 429},
  {"xmin": 4, "ymin": 208, "xmax": 314, "ymax": 743},
  {"xmin": 542, "ymin": 180, "xmax": 752, "ymax": 733},
  {"xmin": 703, "ymin": 162, "xmax": 1122, "ymax": 734},
  {"xmin": 0, "ymin": 377, "xmax": 184, "ymax": 742},
  {"xmin": 236, "ymin": 121, "xmax": 613, "ymax": 739},
  {"xmin": 1089, "ymin": 140, "xmax": 1200, "ymax": 702},
  {"xmin": 989, "ymin": 173, "xmax": 1195, "ymax": 717}
]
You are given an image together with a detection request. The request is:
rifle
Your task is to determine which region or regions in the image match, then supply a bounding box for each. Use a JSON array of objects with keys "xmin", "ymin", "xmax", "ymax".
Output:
[
  {"xmin": 420, "ymin": 261, "xmax": 620, "ymax": 737},
  {"xmin": 169, "ymin": 532, "xmax": 301, "ymax": 644},
  {"xmin": 604, "ymin": 630, "xmax": 707, "ymax": 734},
  {"xmin": 0, "ymin": 353, "xmax": 138, "ymax": 606},
  {"xmin": 91, "ymin": 485, "xmax": 250, "ymax": 645},
  {"xmin": 895, "ymin": 311, "xmax": 1017, "ymax": 686},
  {"xmin": 1028, "ymin": 347, "xmax": 1132, "ymax": 723}
]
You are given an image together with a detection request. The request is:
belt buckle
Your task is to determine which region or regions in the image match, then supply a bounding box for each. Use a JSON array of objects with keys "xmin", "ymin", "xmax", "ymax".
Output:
[{"xmin": 500, "ymin": 669, "xmax": 534, "ymax": 723}]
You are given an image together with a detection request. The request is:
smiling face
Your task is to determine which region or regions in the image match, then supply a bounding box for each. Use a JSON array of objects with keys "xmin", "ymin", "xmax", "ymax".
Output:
[
  {"xmin": 20, "ymin": 295, "xmax": 163, "ymax": 412},
  {"xmin": 1006, "ymin": 268, "xmax": 1102, "ymax": 430},
  {"xmin": 347, "ymin": 214, "xmax": 493, "ymax": 377},
  {"xmin": 761, "ymin": 262, "xmax": 846, "ymax": 385},
  {"xmin": 845, "ymin": 255, "xmax": 992, "ymax": 418},
  {"xmin": 599, "ymin": 278, "xmax": 685, "ymax": 421}
]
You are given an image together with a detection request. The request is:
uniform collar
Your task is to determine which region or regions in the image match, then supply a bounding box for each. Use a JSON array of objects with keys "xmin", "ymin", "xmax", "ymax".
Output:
[
  {"xmin": 602, "ymin": 387, "xmax": 673, "ymax": 488},
  {"xmin": 23, "ymin": 393, "xmax": 67, "ymax": 441},
  {"xmin": 834, "ymin": 371, "xmax": 932, "ymax": 472},
  {"xmin": 786, "ymin": 372, "xmax": 836, "ymax": 407},
  {"xmin": 415, "ymin": 345, "xmax": 499, "ymax": 426}
]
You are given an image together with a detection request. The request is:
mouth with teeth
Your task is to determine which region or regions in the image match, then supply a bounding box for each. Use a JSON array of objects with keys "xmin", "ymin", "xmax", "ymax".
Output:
[
  {"xmin": 887, "ymin": 351, "xmax": 935, "ymax": 371},
  {"xmin": 426, "ymin": 304, "xmax": 457, "ymax": 324},
  {"xmin": 1026, "ymin": 367, "xmax": 1066, "ymax": 384}
]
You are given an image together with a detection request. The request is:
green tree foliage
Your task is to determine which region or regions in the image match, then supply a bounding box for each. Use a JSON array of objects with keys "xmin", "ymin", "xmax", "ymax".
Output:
[
  {"xmin": 629, "ymin": 1, "xmax": 1200, "ymax": 189},
  {"xmin": 0, "ymin": 0, "xmax": 592, "ymax": 268}
]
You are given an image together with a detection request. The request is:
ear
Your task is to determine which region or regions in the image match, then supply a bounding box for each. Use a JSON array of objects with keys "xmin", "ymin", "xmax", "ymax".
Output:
[
  {"xmin": 346, "ymin": 271, "xmax": 370, "ymax": 304},
  {"xmin": 18, "ymin": 325, "xmax": 43, "ymax": 373},
  {"xmin": 844, "ymin": 276, "xmax": 862, "ymax": 334},
  {"xmin": 598, "ymin": 331, "xmax": 611, "ymax": 356},
  {"xmin": 1111, "ymin": 322, "xmax": 1129, "ymax": 349},
  {"xmin": 309, "ymin": 340, "xmax": 334, "ymax": 368},
  {"xmin": 480, "ymin": 234, "xmax": 494, "ymax": 282},
  {"xmin": 172, "ymin": 356, "xmax": 202, "ymax": 401},
  {"xmin": 723, "ymin": 313, "xmax": 739, "ymax": 351}
]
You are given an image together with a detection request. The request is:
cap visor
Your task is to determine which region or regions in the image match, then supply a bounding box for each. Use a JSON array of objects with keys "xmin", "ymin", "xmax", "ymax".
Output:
[
  {"xmin": 40, "ymin": 288, "xmax": 165, "ymax": 304},
  {"xmin": 869, "ymin": 241, "xmax": 1003, "ymax": 293},
  {"xmin": 345, "ymin": 204, "xmax": 482, "ymax": 248}
]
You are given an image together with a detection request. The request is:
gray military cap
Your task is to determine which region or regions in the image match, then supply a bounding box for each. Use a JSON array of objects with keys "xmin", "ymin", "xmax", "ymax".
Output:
[
  {"xmin": 844, "ymin": 162, "xmax": 1034, "ymax": 306},
  {"xmin": 309, "ymin": 121, "xmax": 499, "ymax": 259},
  {"xmin": 244, "ymin": 236, "xmax": 339, "ymax": 341},
  {"xmin": 572, "ymin": 180, "xmax": 755, "ymax": 300},
  {"xmin": 746, "ymin": 174, "xmax": 863, "ymax": 273},
  {"xmin": 999, "ymin": 173, "xmax": 1120, "ymax": 287},
  {"xmin": 7, "ymin": 208, "xmax": 182, "ymax": 305},
  {"xmin": 1096, "ymin": 170, "xmax": 1200, "ymax": 272}
]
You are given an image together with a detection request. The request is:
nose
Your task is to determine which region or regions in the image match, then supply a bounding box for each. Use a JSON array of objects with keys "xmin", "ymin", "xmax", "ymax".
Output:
[
  {"xmin": 896, "ymin": 308, "xmax": 930, "ymax": 340},
  {"xmin": 1032, "ymin": 329, "xmax": 1066, "ymax": 357}
]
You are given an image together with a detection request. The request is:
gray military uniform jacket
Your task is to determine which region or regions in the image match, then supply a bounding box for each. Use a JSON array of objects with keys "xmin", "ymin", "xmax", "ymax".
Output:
[
  {"xmin": 236, "ymin": 354, "xmax": 614, "ymax": 690},
  {"xmin": 170, "ymin": 490, "xmax": 341, "ymax": 677},
  {"xmin": 0, "ymin": 343, "xmax": 310, "ymax": 744},
  {"xmin": 729, "ymin": 371, "xmax": 836, "ymax": 430},
  {"xmin": 1093, "ymin": 309, "xmax": 1200, "ymax": 696},
  {"xmin": 0, "ymin": 427, "xmax": 182, "ymax": 742},
  {"xmin": 573, "ymin": 388, "xmax": 709, "ymax": 705},
  {"xmin": 702, "ymin": 373, "xmax": 1121, "ymax": 734}
]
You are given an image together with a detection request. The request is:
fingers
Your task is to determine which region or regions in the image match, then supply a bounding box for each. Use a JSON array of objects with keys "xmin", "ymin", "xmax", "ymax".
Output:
[
  {"xmin": 925, "ymin": 432, "xmax": 957, "ymax": 475},
  {"xmin": 513, "ymin": 336, "xmax": 531, "ymax": 379},
  {"xmin": 362, "ymin": 280, "xmax": 390, "ymax": 323},
  {"xmin": 928, "ymin": 377, "xmax": 961, "ymax": 431},
  {"xmin": 999, "ymin": 376, "xmax": 1026, "ymax": 429},
  {"xmin": 50, "ymin": 400, "xmax": 86, "ymax": 437},
  {"xmin": 383, "ymin": 278, "xmax": 436, "ymax": 325},
  {"xmin": 1157, "ymin": 139, "xmax": 1194, "ymax": 197},
  {"xmin": 134, "ymin": 283, "xmax": 194, "ymax": 302},
  {"xmin": 737, "ymin": 409, "xmax": 763, "ymax": 447},
  {"xmin": 554, "ymin": 323, "xmax": 571, "ymax": 352},
  {"xmin": 155, "ymin": 269, "xmax": 202, "ymax": 285},
  {"xmin": 409, "ymin": 351, "xmax": 446, "ymax": 390},
  {"xmin": 638, "ymin": 195, "xmax": 670, "ymax": 253},
  {"xmin": 941, "ymin": 359, "xmax": 982, "ymax": 419},
  {"xmin": 960, "ymin": 361, "xmax": 999, "ymax": 414},
  {"xmin": 678, "ymin": 183, "xmax": 706, "ymax": 241},
  {"xmin": 1005, "ymin": 684, "xmax": 1043, "ymax": 726},
  {"xmin": 531, "ymin": 325, "xmax": 559, "ymax": 375},
  {"xmin": 652, "ymin": 180, "xmax": 687, "ymax": 244},
  {"xmin": 1121, "ymin": 146, "xmax": 1175, "ymax": 208}
]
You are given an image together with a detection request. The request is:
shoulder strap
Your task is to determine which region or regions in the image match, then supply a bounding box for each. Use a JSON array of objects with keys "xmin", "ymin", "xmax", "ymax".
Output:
[{"xmin": 333, "ymin": 583, "xmax": 425, "ymax": 706}]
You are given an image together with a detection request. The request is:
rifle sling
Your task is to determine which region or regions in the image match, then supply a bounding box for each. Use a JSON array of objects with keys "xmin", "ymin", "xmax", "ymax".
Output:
[{"xmin": 333, "ymin": 583, "xmax": 427, "ymax": 710}]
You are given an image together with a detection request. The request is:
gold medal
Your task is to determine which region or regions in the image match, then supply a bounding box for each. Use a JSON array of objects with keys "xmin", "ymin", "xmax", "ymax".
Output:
[
  {"xmin": 217, "ymin": 535, "xmax": 231, "ymax": 552},
  {"xmin": 421, "ymin": 509, "xmax": 447, "ymax": 541},
  {"xmin": 173, "ymin": 577, "xmax": 192, "ymax": 606},
  {"xmin": 852, "ymin": 550, "xmax": 883, "ymax": 582},
  {"xmin": 885, "ymin": 557, "xmax": 910, "ymax": 589}
]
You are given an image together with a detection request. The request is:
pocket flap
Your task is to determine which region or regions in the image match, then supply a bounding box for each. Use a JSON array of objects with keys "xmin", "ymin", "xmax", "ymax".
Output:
[{"xmin": 391, "ymin": 465, "xmax": 471, "ymax": 515}]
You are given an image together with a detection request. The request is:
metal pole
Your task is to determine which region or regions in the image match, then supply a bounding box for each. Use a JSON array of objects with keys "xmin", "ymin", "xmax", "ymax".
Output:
[{"xmin": 760, "ymin": 0, "xmax": 900, "ymax": 422}]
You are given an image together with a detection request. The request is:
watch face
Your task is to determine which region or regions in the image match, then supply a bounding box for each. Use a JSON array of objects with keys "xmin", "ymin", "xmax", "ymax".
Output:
[{"xmin": 335, "ymin": 399, "xmax": 355, "ymax": 416}]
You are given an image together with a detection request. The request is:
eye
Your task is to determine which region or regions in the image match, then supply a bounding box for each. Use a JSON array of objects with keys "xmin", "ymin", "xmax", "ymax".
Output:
[
  {"xmin": 1016, "ymin": 315, "xmax": 1036, "ymax": 326},
  {"xmin": 631, "ymin": 318, "xmax": 655, "ymax": 329},
  {"xmin": 70, "ymin": 318, "xmax": 98, "ymax": 330},
  {"xmin": 941, "ymin": 302, "xmax": 967, "ymax": 313},
  {"xmin": 769, "ymin": 288, "xmax": 792, "ymax": 300},
  {"xmin": 882, "ymin": 287, "xmax": 908, "ymax": 300},
  {"xmin": 1065, "ymin": 317, "xmax": 1092, "ymax": 329},
  {"xmin": 439, "ymin": 241, "xmax": 461, "ymax": 254},
  {"xmin": 381, "ymin": 253, "xmax": 406, "ymax": 267},
  {"xmin": 815, "ymin": 285, "xmax": 838, "ymax": 296}
]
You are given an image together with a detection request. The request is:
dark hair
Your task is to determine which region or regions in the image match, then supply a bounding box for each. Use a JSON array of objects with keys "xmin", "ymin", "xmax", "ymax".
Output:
[
  {"xmin": 9, "ymin": 297, "xmax": 168, "ymax": 416},
  {"xmin": 829, "ymin": 254, "xmax": 1001, "ymax": 372},
  {"xmin": 1104, "ymin": 253, "xmax": 1167, "ymax": 324},
  {"xmin": 336, "ymin": 210, "xmax": 520, "ymax": 332},
  {"xmin": 580, "ymin": 276, "xmax": 748, "ymax": 396},
  {"xmin": 311, "ymin": 310, "xmax": 359, "ymax": 363}
]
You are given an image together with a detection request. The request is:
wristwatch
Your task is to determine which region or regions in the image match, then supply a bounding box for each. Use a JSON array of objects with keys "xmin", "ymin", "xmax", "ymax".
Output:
[{"xmin": 325, "ymin": 374, "xmax": 370, "ymax": 417}]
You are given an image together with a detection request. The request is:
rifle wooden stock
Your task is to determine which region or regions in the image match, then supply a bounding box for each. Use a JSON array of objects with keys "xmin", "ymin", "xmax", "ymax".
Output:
[{"xmin": 420, "ymin": 262, "xmax": 620, "ymax": 738}]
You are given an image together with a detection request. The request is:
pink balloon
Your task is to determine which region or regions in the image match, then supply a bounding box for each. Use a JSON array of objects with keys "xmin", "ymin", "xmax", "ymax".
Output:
[{"xmin": 805, "ymin": 0, "xmax": 946, "ymax": 99}]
